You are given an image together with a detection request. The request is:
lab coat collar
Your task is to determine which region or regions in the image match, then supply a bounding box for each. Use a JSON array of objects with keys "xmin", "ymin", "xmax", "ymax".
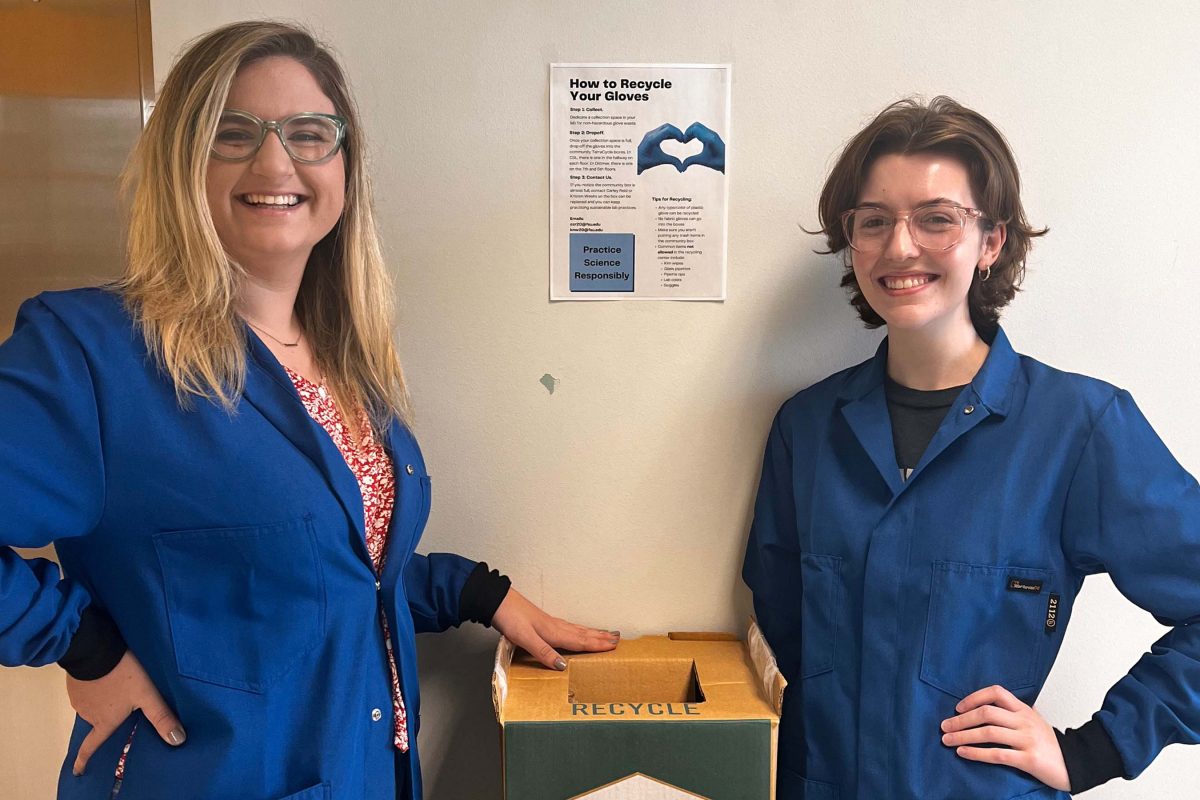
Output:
[
  {"xmin": 836, "ymin": 326, "xmax": 1022, "ymax": 496},
  {"xmin": 240, "ymin": 328, "xmax": 370, "ymax": 557},
  {"xmin": 969, "ymin": 326, "xmax": 1020, "ymax": 418},
  {"xmin": 836, "ymin": 326, "xmax": 1020, "ymax": 417}
]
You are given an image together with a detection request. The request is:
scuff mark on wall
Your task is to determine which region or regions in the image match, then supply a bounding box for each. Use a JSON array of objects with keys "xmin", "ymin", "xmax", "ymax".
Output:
[{"xmin": 539, "ymin": 373, "xmax": 560, "ymax": 395}]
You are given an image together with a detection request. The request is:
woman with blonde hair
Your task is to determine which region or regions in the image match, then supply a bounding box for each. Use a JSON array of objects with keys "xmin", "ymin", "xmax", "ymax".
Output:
[{"xmin": 0, "ymin": 21, "xmax": 616, "ymax": 800}]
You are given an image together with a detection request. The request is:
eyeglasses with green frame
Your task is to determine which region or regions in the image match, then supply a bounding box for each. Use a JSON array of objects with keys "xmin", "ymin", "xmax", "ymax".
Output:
[
  {"xmin": 840, "ymin": 202, "xmax": 992, "ymax": 253},
  {"xmin": 211, "ymin": 109, "xmax": 348, "ymax": 165}
]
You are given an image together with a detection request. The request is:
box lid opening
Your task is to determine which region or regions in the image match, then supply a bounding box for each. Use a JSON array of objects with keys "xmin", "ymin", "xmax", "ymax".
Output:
[{"xmin": 567, "ymin": 658, "xmax": 706, "ymax": 705}]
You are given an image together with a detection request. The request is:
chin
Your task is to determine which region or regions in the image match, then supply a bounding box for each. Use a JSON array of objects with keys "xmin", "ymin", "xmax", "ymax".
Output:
[
  {"xmin": 876, "ymin": 307, "xmax": 945, "ymax": 332},
  {"xmin": 245, "ymin": 237, "xmax": 311, "ymax": 257}
]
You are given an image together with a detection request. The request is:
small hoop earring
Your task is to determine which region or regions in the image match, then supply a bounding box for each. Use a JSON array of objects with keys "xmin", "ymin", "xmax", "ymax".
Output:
[{"xmin": 980, "ymin": 265, "xmax": 992, "ymax": 282}]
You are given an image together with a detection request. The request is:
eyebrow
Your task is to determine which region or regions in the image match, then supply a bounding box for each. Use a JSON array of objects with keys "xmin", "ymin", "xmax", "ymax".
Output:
[{"xmin": 857, "ymin": 197, "xmax": 961, "ymax": 210}]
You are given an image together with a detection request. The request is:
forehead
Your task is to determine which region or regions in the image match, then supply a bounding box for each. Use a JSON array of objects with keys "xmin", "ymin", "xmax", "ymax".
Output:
[
  {"xmin": 858, "ymin": 152, "xmax": 975, "ymax": 207},
  {"xmin": 224, "ymin": 56, "xmax": 336, "ymax": 118}
]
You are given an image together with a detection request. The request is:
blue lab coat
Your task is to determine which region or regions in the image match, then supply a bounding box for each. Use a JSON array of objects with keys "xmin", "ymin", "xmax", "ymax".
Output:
[
  {"xmin": 0, "ymin": 288, "xmax": 476, "ymax": 800},
  {"xmin": 743, "ymin": 328, "xmax": 1200, "ymax": 799}
]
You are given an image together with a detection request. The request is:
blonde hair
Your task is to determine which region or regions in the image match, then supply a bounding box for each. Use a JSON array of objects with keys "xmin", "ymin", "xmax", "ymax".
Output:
[{"xmin": 118, "ymin": 20, "xmax": 411, "ymax": 430}]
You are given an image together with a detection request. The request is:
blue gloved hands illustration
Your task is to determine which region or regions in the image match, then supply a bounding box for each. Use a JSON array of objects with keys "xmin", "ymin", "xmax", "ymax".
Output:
[
  {"xmin": 680, "ymin": 122, "xmax": 725, "ymax": 173},
  {"xmin": 637, "ymin": 124, "xmax": 687, "ymax": 174},
  {"xmin": 636, "ymin": 122, "xmax": 726, "ymax": 174}
]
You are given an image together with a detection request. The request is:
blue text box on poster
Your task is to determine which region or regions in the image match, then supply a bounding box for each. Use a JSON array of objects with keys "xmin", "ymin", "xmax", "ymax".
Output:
[{"xmin": 570, "ymin": 233, "xmax": 635, "ymax": 292}]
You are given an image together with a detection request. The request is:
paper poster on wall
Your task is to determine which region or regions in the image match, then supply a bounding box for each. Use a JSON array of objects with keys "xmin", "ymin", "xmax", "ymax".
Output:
[{"xmin": 549, "ymin": 63, "xmax": 730, "ymax": 301}]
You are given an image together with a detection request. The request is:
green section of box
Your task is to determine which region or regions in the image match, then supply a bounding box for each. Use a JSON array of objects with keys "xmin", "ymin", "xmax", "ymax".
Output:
[{"xmin": 504, "ymin": 719, "xmax": 772, "ymax": 799}]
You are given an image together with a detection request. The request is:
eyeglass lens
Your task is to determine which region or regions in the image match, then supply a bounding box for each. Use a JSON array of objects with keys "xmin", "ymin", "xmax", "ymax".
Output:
[
  {"xmin": 845, "ymin": 205, "xmax": 964, "ymax": 252},
  {"xmin": 213, "ymin": 113, "xmax": 341, "ymax": 162}
]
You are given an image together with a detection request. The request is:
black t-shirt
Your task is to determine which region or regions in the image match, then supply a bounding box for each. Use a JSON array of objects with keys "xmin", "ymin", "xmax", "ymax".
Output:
[{"xmin": 884, "ymin": 377, "xmax": 966, "ymax": 478}]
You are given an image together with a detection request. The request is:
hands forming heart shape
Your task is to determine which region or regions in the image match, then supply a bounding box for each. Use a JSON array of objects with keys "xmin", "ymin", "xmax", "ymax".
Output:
[{"xmin": 637, "ymin": 122, "xmax": 726, "ymax": 174}]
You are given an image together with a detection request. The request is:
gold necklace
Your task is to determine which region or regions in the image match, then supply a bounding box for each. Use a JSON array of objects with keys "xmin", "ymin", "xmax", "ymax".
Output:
[{"xmin": 246, "ymin": 319, "xmax": 302, "ymax": 348}]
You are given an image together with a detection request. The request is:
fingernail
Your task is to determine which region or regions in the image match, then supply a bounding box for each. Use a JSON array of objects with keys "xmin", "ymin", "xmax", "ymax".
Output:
[
  {"xmin": 169, "ymin": 727, "xmax": 187, "ymax": 745},
  {"xmin": 942, "ymin": 734, "xmax": 951, "ymax": 744},
  {"xmin": 609, "ymin": 630, "xmax": 621, "ymax": 638},
  {"xmin": 609, "ymin": 637, "xmax": 620, "ymax": 645},
  {"xmin": 554, "ymin": 657, "xmax": 567, "ymax": 671},
  {"xmin": 72, "ymin": 766, "xmax": 82, "ymax": 777}
]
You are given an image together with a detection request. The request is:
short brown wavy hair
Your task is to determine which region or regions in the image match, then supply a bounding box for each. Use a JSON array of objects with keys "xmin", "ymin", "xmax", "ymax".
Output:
[{"xmin": 815, "ymin": 96, "xmax": 1047, "ymax": 336}]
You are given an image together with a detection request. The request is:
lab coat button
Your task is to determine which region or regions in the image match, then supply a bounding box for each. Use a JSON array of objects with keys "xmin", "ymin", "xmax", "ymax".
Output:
[
  {"xmin": 963, "ymin": 405, "xmax": 975, "ymax": 415},
  {"xmin": 371, "ymin": 708, "xmax": 383, "ymax": 722},
  {"xmin": 405, "ymin": 464, "xmax": 414, "ymax": 475}
]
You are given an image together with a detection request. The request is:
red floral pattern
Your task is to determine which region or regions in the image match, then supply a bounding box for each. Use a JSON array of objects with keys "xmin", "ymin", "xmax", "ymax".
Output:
[
  {"xmin": 109, "ymin": 721, "xmax": 137, "ymax": 798},
  {"xmin": 287, "ymin": 367, "xmax": 409, "ymax": 752}
]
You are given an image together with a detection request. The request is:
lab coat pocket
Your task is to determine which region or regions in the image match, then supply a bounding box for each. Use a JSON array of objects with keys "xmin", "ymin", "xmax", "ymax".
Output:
[
  {"xmin": 273, "ymin": 782, "xmax": 330, "ymax": 800},
  {"xmin": 920, "ymin": 561, "xmax": 1050, "ymax": 698},
  {"xmin": 154, "ymin": 516, "xmax": 327, "ymax": 694},
  {"xmin": 778, "ymin": 765, "xmax": 839, "ymax": 800},
  {"xmin": 1004, "ymin": 786, "xmax": 1068, "ymax": 800},
  {"xmin": 800, "ymin": 554, "xmax": 842, "ymax": 679},
  {"xmin": 799, "ymin": 777, "xmax": 839, "ymax": 800},
  {"xmin": 415, "ymin": 475, "xmax": 432, "ymax": 538}
]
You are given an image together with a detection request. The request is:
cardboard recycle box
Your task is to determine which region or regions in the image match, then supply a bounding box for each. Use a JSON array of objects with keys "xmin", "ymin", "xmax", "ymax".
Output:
[{"xmin": 492, "ymin": 621, "xmax": 787, "ymax": 799}]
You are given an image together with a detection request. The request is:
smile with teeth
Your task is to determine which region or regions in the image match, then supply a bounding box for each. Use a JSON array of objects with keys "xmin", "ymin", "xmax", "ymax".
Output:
[
  {"xmin": 881, "ymin": 274, "xmax": 936, "ymax": 290},
  {"xmin": 240, "ymin": 193, "xmax": 302, "ymax": 207}
]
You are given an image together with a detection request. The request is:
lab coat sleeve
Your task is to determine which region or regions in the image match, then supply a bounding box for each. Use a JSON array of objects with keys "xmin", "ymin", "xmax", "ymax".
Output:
[
  {"xmin": 742, "ymin": 408, "xmax": 805, "ymax": 679},
  {"xmin": 1061, "ymin": 388, "xmax": 1200, "ymax": 778},
  {"xmin": 0, "ymin": 297, "xmax": 106, "ymax": 667},
  {"xmin": 403, "ymin": 552, "xmax": 477, "ymax": 633}
]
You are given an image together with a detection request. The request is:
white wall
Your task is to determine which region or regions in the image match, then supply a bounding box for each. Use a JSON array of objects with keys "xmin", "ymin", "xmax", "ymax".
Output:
[{"xmin": 12, "ymin": 3, "xmax": 1200, "ymax": 798}]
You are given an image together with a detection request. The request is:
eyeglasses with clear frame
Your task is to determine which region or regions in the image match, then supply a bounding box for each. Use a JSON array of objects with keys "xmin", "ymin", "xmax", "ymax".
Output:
[
  {"xmin": 210, "ymin": 109, "xmax": 348, "ymax": 165},
  {"xmin": 840, "ymin": 202, "xmax": 991, "ymax": 253}
]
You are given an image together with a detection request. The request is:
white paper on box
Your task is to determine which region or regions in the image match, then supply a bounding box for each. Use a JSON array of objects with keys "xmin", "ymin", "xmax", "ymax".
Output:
[{"xmin": 571, "ymin": 772, "xmax": 709, "ymax": 799}]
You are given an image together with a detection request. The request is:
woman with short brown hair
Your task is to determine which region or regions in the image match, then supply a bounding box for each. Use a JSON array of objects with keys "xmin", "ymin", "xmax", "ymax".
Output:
[{"xmin": 744, "ymin": 96, "xmax": 1200, "ymax": 798}]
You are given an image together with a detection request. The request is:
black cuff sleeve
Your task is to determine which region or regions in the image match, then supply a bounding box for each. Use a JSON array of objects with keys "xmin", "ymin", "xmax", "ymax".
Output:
[
  {"xmin": 458, "ymin": 561, "xmax": 512, "ymax": 627},
  {"xmin": 57, "ymin": 604, "xmax": 128, "ymax": 680},
  {"xmin": 1055, "ymin": 715, "xmax": 1126, "ymax": 794}
]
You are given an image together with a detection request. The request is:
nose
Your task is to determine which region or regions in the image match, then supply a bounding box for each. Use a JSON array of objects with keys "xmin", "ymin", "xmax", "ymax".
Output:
[
  {"xmin": 882, "ymin": 216, "xmax": 921, "ymax": 261},
  {"xmin": 249, "ymin": 128, "xmax": 295, "ymax": 178}
]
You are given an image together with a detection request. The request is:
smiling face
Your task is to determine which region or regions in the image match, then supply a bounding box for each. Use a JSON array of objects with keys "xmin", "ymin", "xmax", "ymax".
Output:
[
  {"xmin": 850, "ymin": 152, "xmax": 1004, "ymax": 338},
  {"xmin": 205, "ymin": 56, "xmax": 346, "ymax": 281}
]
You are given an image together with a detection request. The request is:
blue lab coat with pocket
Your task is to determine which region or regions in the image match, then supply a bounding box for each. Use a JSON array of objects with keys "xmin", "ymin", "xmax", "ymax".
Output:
[
  {"xmin": 743, "ymin": 328, "xmax": 1200, "ymax": 800},
  {"xmin": 0, "ymin": 288, "xmax": 476, "ymax": 800}
]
